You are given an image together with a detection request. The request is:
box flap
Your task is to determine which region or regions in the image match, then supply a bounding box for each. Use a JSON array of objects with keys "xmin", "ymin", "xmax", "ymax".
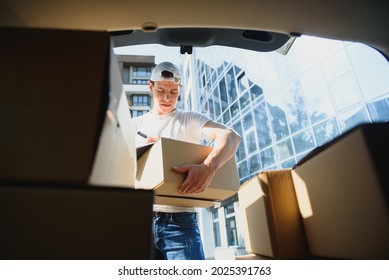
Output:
[
  {"xmin": 136, "ymin": 143, "xmax": 154, "ymax": 160},
  {"xmin": 135, "ymin": 140, "xmax": 164, "ymax": 189}
]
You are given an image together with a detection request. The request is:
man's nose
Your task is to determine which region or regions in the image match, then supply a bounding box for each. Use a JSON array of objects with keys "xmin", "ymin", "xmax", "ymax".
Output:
[{"xmin": 164, "ymin": 92, "xmax": 171, "ymax": 100}]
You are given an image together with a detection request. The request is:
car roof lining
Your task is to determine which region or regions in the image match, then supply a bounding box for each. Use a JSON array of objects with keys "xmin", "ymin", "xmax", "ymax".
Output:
[
  {"xmin": 0, "ymin": 0, "xmax": 388, "ymax": 57},
  {"xmin": 110, "ymin": 28, "xmax": 294, "ymax": 54}
]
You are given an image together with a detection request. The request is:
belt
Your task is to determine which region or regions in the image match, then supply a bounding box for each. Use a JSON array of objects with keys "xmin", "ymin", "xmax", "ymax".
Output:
[{"xmin": 153, "ymin": 211, "xmax": 196, "ymax": 216}]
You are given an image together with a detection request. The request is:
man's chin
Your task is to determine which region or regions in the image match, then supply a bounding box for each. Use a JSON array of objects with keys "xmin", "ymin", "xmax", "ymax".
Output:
[{"xmin": 161, "ymin": 106, "xmax": 173, "ymax": 112}]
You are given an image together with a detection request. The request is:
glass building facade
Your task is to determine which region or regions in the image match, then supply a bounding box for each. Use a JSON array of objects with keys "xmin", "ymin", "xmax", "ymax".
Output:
[
  {"xmin": 180, "ymin": 35, "xmax": 389, "ymax": 259},
  {"xmin": 183, "ymin": 36, "xmax": 389, "ymax": 184}
]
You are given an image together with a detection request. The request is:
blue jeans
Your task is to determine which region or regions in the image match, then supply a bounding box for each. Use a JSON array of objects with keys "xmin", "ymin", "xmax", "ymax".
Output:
[{"xmin": 153, "ymin": 212, "xmax": 205, "ymax": 260}]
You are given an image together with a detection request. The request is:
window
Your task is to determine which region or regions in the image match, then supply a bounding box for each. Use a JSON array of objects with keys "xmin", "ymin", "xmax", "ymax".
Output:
[
  {"xmin": 246, "ymin": 131, "xmax": 257, "ymax": 154},
  {"xmin": 230, "ymin": 101, "xmax": 239, "ymax": 117},
  {"xmin": 131, "ymin": 110, "xmax": 148, "ymax": 117},
  {"xmin": 283, "ymin": 80, "xmax": 310, "ymax": 133},
  {"xmin": 281, "ymin": 158, "xmax": 296, "ymax": 168},
  {"xmin": 338, "ymin": 105, "xmax": 370, "ymax": 133},
  {"xmin": 277, "ymin": 138, "xmax": 294, "ymax": 161},
  {"xmin": 313, "ymin": 118, "xmax": 340, "ymax": 146},
  {"xmin": 238, "ymin": 160, "xmax": 249, "ymax": 179},
  {"xmin": 219, "ymin": 78, "xmax": 229, "ymax": 112},
  {"xmin": 253, "ymin": 102, "xmax": 272, "ymax": 149},
  {"xmin": 212, "ymin": 210, "xmax": 221, "ymax": 247},
  {"xmin": 222, "ymin": 110, "xmax": 231, "ymax": 124},
  {"xmin": 250, "ymin": 84, "xmax": 263, "ymax": 104},
  {"xmin": 131, "ymin": 95, "xmax": 150, "ymax": 107},
  {"xmin": 208, "ymin": 96, "xmax": 215, "ymax": 119},
  {"xmin": 367, "ymin": 96, "xmax": 389, "ymax": 122},
  {"xmin": 292, "ymin": 129, "xmax": 315, "ymax": 155},
  {"xmin": 243, "ymin": 112, "xmax": 254, "ymax": 130},
  {"xmin": 260, "ymin": 146, "xmax": 276, "ymax": 169},
  {"xmin": 133, "ymin": 66, "xmax": 151, "ymax": 77},
  {"xmin": 213, "ymin": 88, "xmax": 222, "ymax": 117},
  {"xmin": 122, "ymin": 65, "xmax": 130, "ymax": 84},
  {"xmin": 122, "ymin": 65, "xmax": 151, "ymax": 84},
  {"xmin": 237, "ymin": 71, "xmax": 249, "ymax": 93},
  {"xmin": 268, "ymin": 95, "xmax": 290, "ymax": 141},
  {"xmin": 239, "ymin": 91, "xmax": 250, "ymax": 110},
  {"xmin": 249, "ymin": 154, "xmax": 261, "ymax": 174},
  {"xmin": 301, "ymin": 66, "xmax": 335, "ymax": 124},
  {"xmin": 329, "ymin": 71, "xmax": 362, "ymax": 112},
  {"xmin": 132, "ymin": 79, "xmax": 148, "ymax": 85},
  {"xmin": 226, "ymin": 67, "xmax": 238, "ymax": 104},
  {"xmin": 224, "ymin": 204, "xmax": 238, "ymax": 247}
]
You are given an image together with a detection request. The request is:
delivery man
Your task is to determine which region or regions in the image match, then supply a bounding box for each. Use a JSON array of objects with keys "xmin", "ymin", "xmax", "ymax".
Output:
[{"xmin": 132, "ymin": 61, "xmax": 241, "ymax": 260}]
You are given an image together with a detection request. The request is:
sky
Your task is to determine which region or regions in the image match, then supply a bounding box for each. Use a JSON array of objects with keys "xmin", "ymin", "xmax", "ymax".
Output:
[{"xmin": 113, "ymin": 44, "xmax": 182, "ymax": 65}]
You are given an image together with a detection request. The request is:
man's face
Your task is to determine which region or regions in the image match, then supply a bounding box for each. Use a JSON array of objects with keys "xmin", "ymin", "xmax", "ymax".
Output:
[{"xmin": 150, "ymin": 80, "xmax": 181, "ymax": 115}]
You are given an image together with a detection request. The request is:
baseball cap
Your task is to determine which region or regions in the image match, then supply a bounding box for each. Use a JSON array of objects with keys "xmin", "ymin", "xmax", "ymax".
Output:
[{"xmin": 150, "ymin": 61, "xmax": 182, "ymax": 84}]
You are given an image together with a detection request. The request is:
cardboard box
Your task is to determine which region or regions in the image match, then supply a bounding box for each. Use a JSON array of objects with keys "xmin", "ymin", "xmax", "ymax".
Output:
[
  {"xmin": 135, "ymin": 138, "xmax": 240, "ymax": 207},
  {"xmin": 238, "ymin": 170, "xmax": 309, "ymax": 259},
  {"xmin": 154, "ymin": 195, "xmax": 216, "ymax": 208},
  {"xmin": 235, "ymin": 254, "xmax": 267, "ymax": 260},
  {"xmin": 292, "ymin": 122, "xmax": 389, "ymax": 259},
  {"xmin": 0, "ymin": 27, "xmax": 136, "ymax": 187},
  {"xmin": 0, "ymin": 182, "xmax": 153, "ymax": 259},
  {"xmin": 89, "ymin": 92, "xmax": 136, "ymax": 187}
]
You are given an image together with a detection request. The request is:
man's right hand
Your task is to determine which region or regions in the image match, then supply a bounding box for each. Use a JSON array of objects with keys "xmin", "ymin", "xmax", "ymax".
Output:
[{"xmin": 145, "ymin": 136, "xmax": 161, "ymax": 144}]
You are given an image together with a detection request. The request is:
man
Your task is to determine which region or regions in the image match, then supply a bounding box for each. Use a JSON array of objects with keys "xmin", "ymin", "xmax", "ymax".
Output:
[{"xmin": 132, "ymin": 61, "xmax": 241, "ymax": 260}]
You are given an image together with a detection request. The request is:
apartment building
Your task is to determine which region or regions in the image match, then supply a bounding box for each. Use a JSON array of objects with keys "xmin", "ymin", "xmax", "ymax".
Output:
[{"xmin": 116, "ymin": 55, "xmax": 155, "ymax": 117}]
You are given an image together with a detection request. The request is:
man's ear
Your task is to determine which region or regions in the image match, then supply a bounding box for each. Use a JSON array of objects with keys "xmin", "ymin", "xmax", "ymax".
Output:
[
  {"xmin": 179, "ymin": 84, "xmax": 183, "ymax": 94},
  {"xmin": 149, "ymin": 81, "xmax": 153, "ymax": 93}
]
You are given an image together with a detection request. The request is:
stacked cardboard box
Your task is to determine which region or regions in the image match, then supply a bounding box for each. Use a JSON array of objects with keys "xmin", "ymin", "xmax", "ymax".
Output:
[
  {"xmin": 0, "ymin": 27, "xmax": 136, "ymax": 187},
  {"xmin": 0, "ymin": 182, "xmax": 153, "ymax": 259},
  {"xmin": 238, "ymin": 170, "xmax": 309, "ymax": 259},
  {"xmin": 292, "ymin": 122, "xmax": 389, "ymax": 259},
  {"xmin": 238, "ymin": 122, "xmax": 389, "ymax": 259},
  {"xmin": 0, "ymin": 27, "xmax": 153, "ymax": 259},
  {"xmin": 135, "ymin": 138, "xmax": 240, "ymax": 207}
]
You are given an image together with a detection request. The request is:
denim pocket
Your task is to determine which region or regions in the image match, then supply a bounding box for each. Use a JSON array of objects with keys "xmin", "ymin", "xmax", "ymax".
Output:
[{"xmin": 170, "ymin": 212, "xmax": 197, "ymax": 227}]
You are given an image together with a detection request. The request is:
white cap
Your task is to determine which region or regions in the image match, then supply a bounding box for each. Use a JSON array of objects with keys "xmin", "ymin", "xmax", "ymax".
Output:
[{"xmin": 150, "ymin": 62, "xmax": 182, "ymax": 84}]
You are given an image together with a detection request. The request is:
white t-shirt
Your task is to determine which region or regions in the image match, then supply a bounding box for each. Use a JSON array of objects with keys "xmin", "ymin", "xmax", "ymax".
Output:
[{"xmin": 132, "ymin": 109, "xmax": 211, "ymax": 213}]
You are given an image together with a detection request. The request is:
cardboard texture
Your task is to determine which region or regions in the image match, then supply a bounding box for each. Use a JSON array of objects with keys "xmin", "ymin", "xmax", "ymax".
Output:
[
  {"xmin": 238, "ymin": 170, "xmax": 309, "ymax": 259},
  {"xmin": 292, "ymin": 122, "xmax": 389, "ymax": 259},
  {"xmin": 0, "ymin": 27, "xmax": 136, "ymax": 187},
  {"xmin": 235, "ymin": 254, "xmax": 267, "ymax": 260},
  {"xmin": 89, "ymin": 92, "xmax": 136, "ymax": 187},
  {"xmin": 0, "ymin": 182, "xmax": 154, "ymax": 259},
  {"xmin": 135, "ymin": 137, "xmax": 240, "ymax": 207}
]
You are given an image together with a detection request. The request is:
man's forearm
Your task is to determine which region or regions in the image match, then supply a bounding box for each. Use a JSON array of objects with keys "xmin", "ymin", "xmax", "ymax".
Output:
[{"xmin": 203, "ymin": 129, "xmax": 241, "ymax": 174}]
